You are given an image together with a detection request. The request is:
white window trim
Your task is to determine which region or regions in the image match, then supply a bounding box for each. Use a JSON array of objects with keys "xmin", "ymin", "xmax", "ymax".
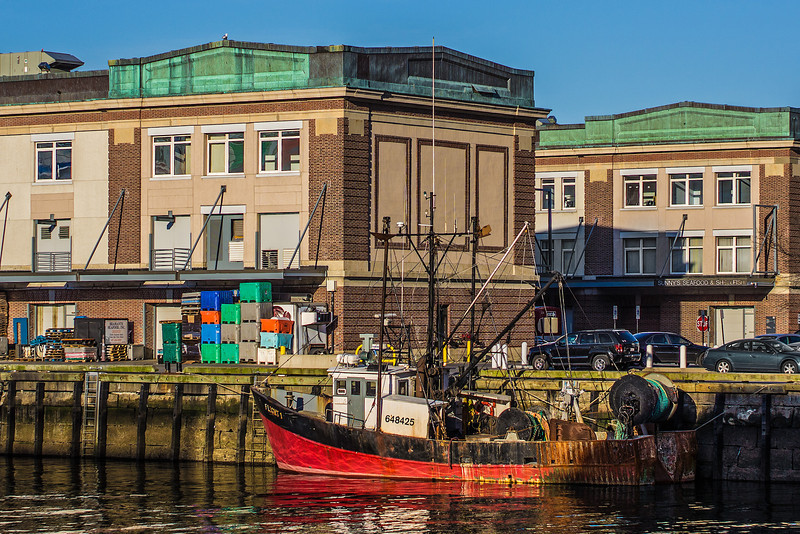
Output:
[
  {"xmin": 258, "ymin": 129, "xmax": 301, "ymax": 174},
  {"xmin": 35, "ymin": 139, "xmax": 73, "ymax": 182},
  {"xmin": 716, "ymin": 171, "xmax": 751, "ymax": 206},
  {"xmin": 712, "ymin": 229, "xmax": 753, "ymax": 237},
  {"xmin": 712, "ymin": 165, "xmax": 752, "ymax": 173},
  {"xmin": 254, "ymin": 120, "xmax": 303, "ymax": 131},
  {"xmin": 666, "ymin": 166, "xmax": 704, "ymax": 174},
  {"xmin": 670, "ymin": 236, "xmax": 703, "ymax": 275},
  {"xmin": 535, "ymin": 171, "xmax": 579, "ymax": 179},
  {"xmin": 620, "ymin": 168, "xmax": 658, "ymax": 176},
  {"xmin": 206, "ymin": 132, "xmax": 244, "ymax": 175},
  {"xmin": 620, "ymin": 231, "xmax": 658, "ymax": 239},
  {"xmin": 716, "ymin": 235, "xmax": 751, "ymax": 274},
  {"xmin": 152, "ymin": 135, "xmax": 191, "ymax": 177},
  {"xmin": 201, "ymin": 205, "xmax": 247, "ymax": 215},
  {"xmin": 623, "ymin": 173, "xmax": 657, "ymax": 208},
  {"xmin": 667, "ymin": 230, "xmax": 705, "ymax": 238},
  {"xmin": 256, "ymin": 170, "xmax": 300, "ymax": 178},
  {"xmin": 562, "ymin": 177, "xmax": 577, "ymax": 210},
  {"xmin": 147, "ymin": 126, "xmax": 194, "ymax": 137},
  {"xmin": 668, "ymin": 171, "xmax": 704, "ymax": 207},
  {"xmin": 201, "ymin": 123, "xmax": 246, "ymax": 134},
  {"xmin": 31, "ymin": 133, "xmax": 75, "ymax": 142},
  {"xmin": 623, "ymin": 237, "xmax": 657, "ymax": 275}
]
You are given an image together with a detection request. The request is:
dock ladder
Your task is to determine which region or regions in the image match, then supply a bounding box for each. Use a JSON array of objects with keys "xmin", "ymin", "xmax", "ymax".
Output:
[
  {"xmin": 248, "ymin": 377, "xmax": 269, "ymax": 463},
  {"xmin": 82, "ymin": 372, "xmax": 99, "ymax": 456}
]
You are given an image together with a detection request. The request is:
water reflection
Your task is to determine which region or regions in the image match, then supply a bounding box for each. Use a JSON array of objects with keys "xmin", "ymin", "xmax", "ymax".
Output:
[{"xmin": 0, "ymin": 457, "xmax": 796, "ymax": 533}]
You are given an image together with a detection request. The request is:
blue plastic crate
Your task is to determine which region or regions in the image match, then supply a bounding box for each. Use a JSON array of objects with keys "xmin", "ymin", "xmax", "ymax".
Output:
[
  {"xmin": 200, "ymin": 290, "xmax": 235, "ymax": 311},
  {"xmin": 201, "ymin": 324, "xmax": 221, "ymax": 344},
  {"xmin": 260, "ymin": 332, "xmax": 292, "ymax": 349}
]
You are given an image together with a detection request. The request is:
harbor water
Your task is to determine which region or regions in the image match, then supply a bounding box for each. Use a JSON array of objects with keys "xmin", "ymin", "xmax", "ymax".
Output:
[{"xmin": 0, "ymin": 457, "xmax": 795, "ymax": 533}]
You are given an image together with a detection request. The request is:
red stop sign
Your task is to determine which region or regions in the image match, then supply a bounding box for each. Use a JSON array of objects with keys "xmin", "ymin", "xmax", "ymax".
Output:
[{"xmin": 697, "ymin": 315, "xmax": 709, "ymax": 332}]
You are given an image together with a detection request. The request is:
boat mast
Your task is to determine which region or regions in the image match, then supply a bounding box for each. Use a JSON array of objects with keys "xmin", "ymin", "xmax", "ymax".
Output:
[
  {"xmin": 375, "ymin": 216, "xmax": 392, "ymax": 432},
  {"xmin": 424, "ymin": 192, "xmax": 437, "ymax": 392},
  {"xmin": 469, "ymin": 216, "xmax": 478, "ymax": 369}
]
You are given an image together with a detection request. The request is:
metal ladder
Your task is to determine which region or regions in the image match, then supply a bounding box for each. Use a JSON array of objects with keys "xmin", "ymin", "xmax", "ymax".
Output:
[
  {"xmin": 248, "ymin": 377, "xmax": 269, "ymax": 463},
  {"xmin": 82, "ymin": 372, "xmax": 99, "ymax": 456}
]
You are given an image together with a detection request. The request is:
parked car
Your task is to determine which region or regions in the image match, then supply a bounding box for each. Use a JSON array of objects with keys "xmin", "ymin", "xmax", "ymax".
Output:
[
  {"xmin": 528, "ymin": 329, "xmax": 641, "ymax": 371},
  {"xmin": 756, "ymin": 334, "xmax": 800, "ymax": 349},
  {"xmin": 702, "ymin": 338, "xmax": 800, "ymax": 374},
  {"xmin": 633, "ymin": 332, "xmax": 708, "ymax": 366}
]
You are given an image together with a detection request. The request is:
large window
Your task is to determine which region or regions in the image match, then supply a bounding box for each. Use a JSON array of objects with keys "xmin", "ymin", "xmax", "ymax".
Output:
[
  {"xmin": 670, "ymin": 173, "xmax": 703, "ymax": 206},
  {"xmin": 260, "ymin": 130, "xmax": 300, "ymax": 172},
  {"xmin": 540, "ymin": 178, "xmax": 555, "ymax": 210},
  {"xmin": 717, "ymin": 236, "xmax": 751, "ymax": 273},
  {"xmin": 154, "ymin": 135, "xmax": 191, "ymax": 176},
  {"xmin": 562, "ymin": 178, "xmax": 576, "ymax": 209},
  {"xmin": 561, "ymin": 239, "xmax": 575, "ymax": 271},
  {"xmin": 207, "ymin": 133, "xmax": 244, "ymax": 174},
  {"xmin": 624, "ymin": 237, "xmax": 657, "ymax": 274},
  {"xmin": 624, "ymin": 174, "xmax": 657, "ymax": 207},
  {"xmin": 36, "ymin": 141, "xmax": 72, "ymax": 181},
  {"xmin": 671, "ymin": 236, "xmax": 703, "ymax": 274},
  {"xmin": 717, "ymin": 172, "xmax": 750, "ymax": 205}
]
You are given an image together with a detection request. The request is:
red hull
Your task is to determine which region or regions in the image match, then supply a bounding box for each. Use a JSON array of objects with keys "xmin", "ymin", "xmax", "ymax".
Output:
[{"xmin": 254, "ymin": 388, "xmax": 695, "ymax": 485}]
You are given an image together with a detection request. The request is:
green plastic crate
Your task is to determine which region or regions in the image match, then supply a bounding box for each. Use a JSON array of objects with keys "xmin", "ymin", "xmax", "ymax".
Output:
[
  {"xmin": 162, "ymin": 342, "xmax": 181, "ymax": 363},
  {"xmin": 221, "ymin": 343, "xmax": 240, "ymax": 364},
  {"xmin": 220, "ymin": 303, "xmax": 241, "ymax": 324},
  {"xmin": 161, "ymin": 322, "xmax": 182, "ymax": 344},
  {"xmin": 201, "ymin": 343, "xmax": 221, "ymax": 364},
  {"xmin": 239, "ymin": 282, "xmax": 272, "ymax": 303}
]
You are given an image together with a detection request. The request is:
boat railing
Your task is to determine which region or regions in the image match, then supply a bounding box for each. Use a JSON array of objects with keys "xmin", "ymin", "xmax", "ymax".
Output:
[{"xmin": 331, "ymin": 410, "xmax": 365, "ymax": 428}]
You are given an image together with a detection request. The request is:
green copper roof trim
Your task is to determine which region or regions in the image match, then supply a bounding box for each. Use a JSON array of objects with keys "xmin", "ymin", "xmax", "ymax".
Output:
[{"xmin": 538, "ymin": 102, "xmax": 800, "ymax": 148}]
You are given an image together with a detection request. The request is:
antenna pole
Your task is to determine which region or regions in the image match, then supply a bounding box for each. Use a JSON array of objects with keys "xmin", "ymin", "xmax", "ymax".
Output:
[{"xmin": 375, "ymin": 216, "xmax": 392, "ymax": 432}]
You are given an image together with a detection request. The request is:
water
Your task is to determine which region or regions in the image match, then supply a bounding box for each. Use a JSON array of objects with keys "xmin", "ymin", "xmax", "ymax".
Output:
[{"xmin": 0, "ymin": 457, "xmax": 795, "ymax": 533}]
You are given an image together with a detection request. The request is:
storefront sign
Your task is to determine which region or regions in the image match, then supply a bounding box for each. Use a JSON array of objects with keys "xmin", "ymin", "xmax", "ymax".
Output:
[
  {"xmin": 105, "ymin": 320, "xmax": 130, "ymax": 344},
  {"xmin": 657, "ymin": 278, "xmax": 749, "ymax": 287}
]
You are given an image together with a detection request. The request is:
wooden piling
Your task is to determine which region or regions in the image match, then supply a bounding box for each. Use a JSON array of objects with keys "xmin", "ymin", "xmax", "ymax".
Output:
[
  {"xmin": 236, "ymin": 385, "xmax": 249, "ymax": 464},
  {"xmin": 96, "ymin": 381, "xmax": 110, "ymax": 458},
  {"xmin": 4, "ymin": 380, "xmax": 15, "ymax": 455},
  {"xmin": 136, "ymin": 383, "xmax": 149, "ymax": 460},
  {"xmin": 70, "ymin": 381, "xmax": 82, "ymax": 457},
  {"xmin": 205, "ymin": 384, "xmax": 217, "ymax": 462},
  {"xmin": 171, "ymin": 384, "xmax": 183, "ymax": 462},
  {"xmin": 34, "ymin": 382, "xmax": 44, "ymax": 456}
]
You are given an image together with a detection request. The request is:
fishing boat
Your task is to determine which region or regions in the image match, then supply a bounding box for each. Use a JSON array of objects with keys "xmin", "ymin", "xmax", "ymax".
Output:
[{"xmin": 252, "ymin": 197, "xmax": 696, "ymax": 485}]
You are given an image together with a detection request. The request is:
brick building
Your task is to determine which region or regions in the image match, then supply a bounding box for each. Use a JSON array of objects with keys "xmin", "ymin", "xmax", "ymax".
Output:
[
  {"xmin": 535, "ymin": 102, "xmax": 800, "ymax": 345},
  {"xmin": 0, "ymin": 40, "xmax": 547, "ymax": 357}
]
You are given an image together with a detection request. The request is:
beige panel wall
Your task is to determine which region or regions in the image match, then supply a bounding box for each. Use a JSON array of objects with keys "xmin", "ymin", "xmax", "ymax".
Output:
[
  {"xmin": 140, "ymin": 122, "xmax": 308, "ymax": 268},
  {"xmin": 376, "ymin": 139, "xmax": 409, "ymax": 230},
  {"xmin": 477, "ymin": 150, "xmax": 505, "ymax": 248},
  {"xmin": 419, "ymin": 144, "xmax": 467, "ymax": 236},
  {"xmin": 0, "ymin": 130, "xmax": 108, "ymax": 269}
]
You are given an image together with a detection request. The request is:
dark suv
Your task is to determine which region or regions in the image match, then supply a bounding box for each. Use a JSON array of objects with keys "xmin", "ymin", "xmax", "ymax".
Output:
[{"xmin": 528, "ymin": 329, "xmax": 641, "ymax": 371}]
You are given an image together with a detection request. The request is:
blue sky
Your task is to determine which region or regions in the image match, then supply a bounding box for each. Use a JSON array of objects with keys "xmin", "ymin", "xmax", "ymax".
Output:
[{"xmin": 4, "ymin": 1, "xmax": 796, "ymax": 124}]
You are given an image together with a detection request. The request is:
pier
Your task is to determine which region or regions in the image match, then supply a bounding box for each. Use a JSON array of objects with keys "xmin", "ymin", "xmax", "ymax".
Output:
[{"xmin": 0, "ymin": 360, "xmax": 798, "ymax": 482}]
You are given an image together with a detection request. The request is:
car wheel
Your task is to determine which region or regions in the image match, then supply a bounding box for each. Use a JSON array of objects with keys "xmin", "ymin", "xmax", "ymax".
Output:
[
  {"xmin": 782, "ymin": 361, "xmax": 798, "ymax": 374},
  {"xmin": 531, "ymin": 355, "xmax": 549, "ymax": 371},
  {"xmin": 715, "ymin": 359, "xmax": 732, "ymax": 373},
  {"xmin": 591, "ymin": 354, "xmax": 610, "ymax": 372}
]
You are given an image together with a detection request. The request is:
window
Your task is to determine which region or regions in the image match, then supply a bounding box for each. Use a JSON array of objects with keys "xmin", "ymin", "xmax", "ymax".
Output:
[
  {"xmin": 624, "ymin": 237, "xmax": 657, "ymax": 274},
  {"xmin": 207, "ymin": 133, "xmax": 244, "ymax": 174},
  {"xmin": 670, "ymin": 173, "xmax": 703, "ymax": 206},
  {"xmin": 717, "ymin": 172, "xmax": 750, "ymax": 205},
  {"xmin": 335, "ymin": 380, "xmax": 346, "ymax": 395},
  {"xmin": 350, "ymin": 380, "xmax": 361, "ymax": 396},
  {"xmin": 562, "ymin": 178, "xmax": 576, "ymax": 209},
  {"xmin": 717, "ymin": 236, "xmax": 751, "ymax": 273},
  {"xmin": 540, "ymin": 178, "xmax": 555, "ymax": 209},
  {"xmin": 398, "ymin": 380, "xmax": 409, "ymax": 396},
  {"xmin": 154, "ymin": 135, "xmax": 191, "ymax": 176},
  {"xmin": 650, "ymin": 334, "xmax": 668, "ymax": 344},
  {"xmin": 624, "ymin": 174, "xmax": 657, "ymax": 207},
  {"xmin": 260, "ymin": 130, "xmax": 300, "ymax": 172},
  {"xmin": 366, "ymin": 381, "xmax": 377, "ymax": 397},
  {"xmin": 561, "ymin": 239, "xmax": 575, "ymax": 271},
  {"xmin": 36, "ymin": 141, "xmax": 72, "ymax": 181},
  {"xmin": 670, "ymin": 237, "xmax": 703, "ymax": 274},
  {"xmin": 578, "ymin": 333, "xmax": 596, "ymax": 344}
]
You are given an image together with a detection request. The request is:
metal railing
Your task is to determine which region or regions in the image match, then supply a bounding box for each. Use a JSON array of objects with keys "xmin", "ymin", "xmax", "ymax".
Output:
[
  {"xmin": 151, "ymin": 248, "xmax": 191, "ymax": 271},
  {"xmin": 34, "ymin": 251, "xmax": 71, "ymax": 272}
]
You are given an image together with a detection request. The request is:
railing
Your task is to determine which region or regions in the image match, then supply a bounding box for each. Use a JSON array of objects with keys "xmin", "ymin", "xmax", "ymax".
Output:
[
  {"xmin": 34, "ymin": 252, "xmax": 71, "ymax": 272},
  {"xmin": 151, "ymin": 248, "xmax": 191, "ymax": 271}
]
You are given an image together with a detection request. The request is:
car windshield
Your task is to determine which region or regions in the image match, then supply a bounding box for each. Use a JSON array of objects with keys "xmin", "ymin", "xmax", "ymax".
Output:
[{"xmin": 616, "ymin": 330, "xmax": 637, "ymax": 343}]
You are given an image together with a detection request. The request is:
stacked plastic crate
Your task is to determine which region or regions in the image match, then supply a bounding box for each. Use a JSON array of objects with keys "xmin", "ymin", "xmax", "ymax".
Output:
[
  {"xmin": 257, "ymin": 281, "xmax": 292, "ymax": 364},
  {"xmin": 161, "ymin": 321, "xmax": 182, "ymax": 365},
  {"xmin": 200, "ymin": 290, "xmax": 233, "ymax": 363},
  {"xmin": 181, "ymin": 292, "xmax": 201, "ymax": 361},
  {"xmin": 220, "ymin": 303, "xmax": 241, "ymax": 364},
  {"xmin": 238, "ymin": 282, "xmax": 280, "ymax": 365}
]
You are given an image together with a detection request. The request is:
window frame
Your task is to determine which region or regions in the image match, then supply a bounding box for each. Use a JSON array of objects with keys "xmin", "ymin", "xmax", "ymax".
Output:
[
  {"xmin": 562, "ymin": 178, "xmax": 576, "ymax": 209},
  {"xmin": 153, "ymin": 135, "xmax": 191, "ymax": 177},
  {"xmin": 716, "ymin": 235, "xmax": 751, "ymax": 274},
  {"xmin": 623, "ymin": 173, "xmax": 657, "ymax": 208},
  {"xmin": 35, "ymin": 140, "xmax": 72, "ymax": 182},
  {"xmin": 670, "ymin": 236, "xmax": 703, "ymax": 274},
  {"xmin": 206, "ymin": 132, "xmax": 245, "ymax": 175},
  {"xmin": 540, "ymin": 177, "xmax": 555, "ymax": 210},
  {"xmin": 259, "ymin": 130, "xmax": 301, "ymax": 173},
  {"xmin": 624, "ymin": 236, "xmax": 657, "ymax": 275},
  {"xmin": 669, "ymin": 172, "xmax": 703, "ymax": 206},
  {"xmin": 716, "ymin": 171, "xmax": 751, "ymax": 206}
]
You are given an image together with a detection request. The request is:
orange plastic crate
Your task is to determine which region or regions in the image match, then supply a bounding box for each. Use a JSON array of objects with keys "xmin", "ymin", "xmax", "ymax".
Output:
[
  {"xmin": 201, "ymin": 310, "xmax": 221, "ymax": 324},
  {"xmin": 260, "ymin": 318, "xmax": 294, "ymax": 334}
]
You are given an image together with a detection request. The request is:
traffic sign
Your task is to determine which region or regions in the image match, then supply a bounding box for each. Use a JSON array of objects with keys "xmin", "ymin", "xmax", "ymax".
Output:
[
  {"xmin": 612, "ymin": 305, "xmax": 618, "ymax": 320},
  {"xmin": 697, "ymin": 315, "xmax": 709, "ymax": 332}
]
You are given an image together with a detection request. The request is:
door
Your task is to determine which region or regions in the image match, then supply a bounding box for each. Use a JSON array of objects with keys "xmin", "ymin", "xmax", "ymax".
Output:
[
  {"xmin": 574, "ymin": 332, "xmax": 596, "ymax": 366},
  {"xmin": 347, "ymin": 378, "xmax": 365, "ymax": 425},
  {"xmin": 206, "ymin": 214, "xmax": 244, "ymax": 270},
  {"xmin": 750, "ymin": 340, "xmax": 781, "ymax": 372},
  {"xmin": 648, "ymin": 333, "xmax": 677, "ymax": 364},
  {"xmin": 154, "ymin": 306, "xmax": 181, "ymax": 357},
  {"xmin": 714, "ymin": 307, "xmax": 754, "ymax": 346},
  {"xmin": 723, "ymin": 340, "xmax": 752, "ymax": 371},
  {"xmin": 551, "ymin": 332, "xmax": 578, "ymax": 368}
]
